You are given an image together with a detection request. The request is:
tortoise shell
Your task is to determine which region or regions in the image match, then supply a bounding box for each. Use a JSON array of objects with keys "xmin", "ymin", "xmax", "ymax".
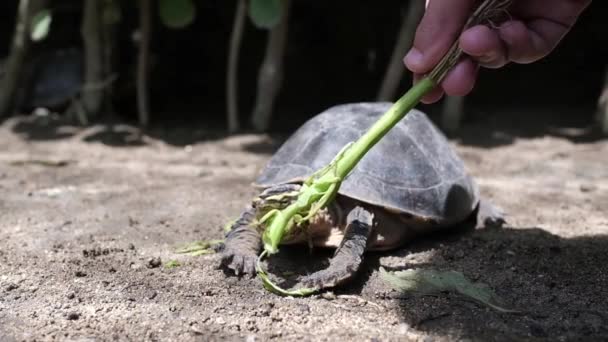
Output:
[{"xmin": 255, "ymin": 102, "xmax": 480, "ymax": 225}]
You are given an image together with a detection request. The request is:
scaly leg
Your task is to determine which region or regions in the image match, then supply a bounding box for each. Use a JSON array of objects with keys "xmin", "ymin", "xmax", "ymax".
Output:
[
  {"xmin": 476, "ymin": 199, "xmax": 506, "ymax": 229},
  {"xmin": 299, "ymin": 206, "xmax": 373, "ymax": 289},
  {"xmin": 221, "ymin": 183, "xmax": 301, "ymax": 276},
  {"xmin": 221, "ymin": 205, "xmax": 262, "ymax": 276}
]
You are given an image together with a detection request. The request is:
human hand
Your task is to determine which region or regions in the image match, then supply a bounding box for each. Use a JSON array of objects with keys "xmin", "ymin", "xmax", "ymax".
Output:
[{"xmin": 404, "ymin": 0, "xmax": 592, "ymax": 103}]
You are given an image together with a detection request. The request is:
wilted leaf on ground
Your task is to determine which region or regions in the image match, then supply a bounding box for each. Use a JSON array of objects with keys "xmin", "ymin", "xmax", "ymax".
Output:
[
  {"xmin": 249, "ymin": 0, "xmax": 282, "ymax": 29},
  {"xmin": 164, "ymin": 260, "xmax": 181, "ymax": 268},
  {"xmin": 158, "ymin": 0, "xmax": 196, "ymax": 29},
  {"xmin": 175, "ymin": 239, "xmax": 223, "ymax": 256},
  {"xmin": 10, "ymin": 159, "xmax": 71, "ymax": 167},
  {"xmin": 30, "ymin": 10, "xmax": 52, "ymax": 42},
  {"xmin": 380, "ymin": 267, "xmax": 518, "ymax": 313}
]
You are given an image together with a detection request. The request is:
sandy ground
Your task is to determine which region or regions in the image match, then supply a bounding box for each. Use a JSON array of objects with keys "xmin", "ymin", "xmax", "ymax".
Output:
[{"xmin": 0, "ymin": 111, "xmax": 607, "ymax": 341}]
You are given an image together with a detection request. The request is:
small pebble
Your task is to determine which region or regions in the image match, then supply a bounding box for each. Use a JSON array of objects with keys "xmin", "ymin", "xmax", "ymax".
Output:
[
  {"xmin": 580, "ymin": 184, "xmax": 598, "ymax": 193},
  {"xmin": 321, "ymin": 292, "xmax": 336, "ymax": 300},
  {"xmin": 147, "ymin": 257, "xmax": 162, "ymax": 269},
  {"xmin": 66, "ymin": 312, "xmax": 80, "ymax": 320},
  {"xmin": 296, "ymin": 303, "xmax": 310, "ymax": 314}
]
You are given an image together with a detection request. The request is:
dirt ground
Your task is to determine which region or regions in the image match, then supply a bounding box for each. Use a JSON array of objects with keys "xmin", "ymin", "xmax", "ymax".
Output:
[{"xmin": 0, "ymin": 109, "xmax": 607, "ymax": 341}]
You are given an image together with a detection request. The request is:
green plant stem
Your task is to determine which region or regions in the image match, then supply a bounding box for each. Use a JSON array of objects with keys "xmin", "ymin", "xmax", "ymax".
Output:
[
  {"xmin": 335, "ymin": 78, "xmax": 435, "ymax": 177},
  {"xmin": 262, "ymin": 77, "xmax": 436, "ymax": 254},
  {"xmin": 263, "ymin": 204, "xmax": 302, "ymax": 253}
]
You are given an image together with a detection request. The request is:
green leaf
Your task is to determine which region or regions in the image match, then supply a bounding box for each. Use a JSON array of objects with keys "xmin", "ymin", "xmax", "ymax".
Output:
[
  {"xmin": 158, "ymin": 0, "xmax": 196, "ymax": 29},
  {"xmin": 256, "ymin": 251, "xmax": 318, "ymax": 296},
  {"xmin": 175, "ymin": 239, "xmax": 223, "ymax": 256},
  {"xmin": 164, "ymin": 260, "xmax": 181, "ymax": 268},
  {"xmin": 249, "ymin": 0, "xmax": 282, "ymax": 29},
  {"xmin": 380, "ymin": 268, "xmax": 519, "ymax": 313},
  {"xmin": 30, "ymin": 9, "xmax": 52, "ymax": 42},
  {"xmin": 102, "ymin": 0, "xmax": 122, "ymax": 26}
]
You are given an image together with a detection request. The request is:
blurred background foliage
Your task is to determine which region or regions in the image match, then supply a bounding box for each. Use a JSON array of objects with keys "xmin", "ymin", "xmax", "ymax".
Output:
[{"xmin": 0, "ymin": 0, "xmax": 607, "ymax": 137}]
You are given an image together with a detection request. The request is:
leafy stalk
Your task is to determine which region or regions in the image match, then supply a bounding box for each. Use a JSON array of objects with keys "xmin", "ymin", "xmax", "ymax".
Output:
[{"xmin": 256, "ymin": 0, "xmax": 513, "ymax": 295}]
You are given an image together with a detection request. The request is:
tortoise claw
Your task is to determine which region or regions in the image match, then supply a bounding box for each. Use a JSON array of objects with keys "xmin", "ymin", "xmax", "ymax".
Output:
[
  {"xmin": 299, "ymin": 265, "xmax": 357, "ymax": 290},
  {"xmin": 221, "ymin": 249, "xmax": 258, "ymax": 278},
  {"xmin": 477, "ymin": 199, "xmax": 507, "ymax": 229}
]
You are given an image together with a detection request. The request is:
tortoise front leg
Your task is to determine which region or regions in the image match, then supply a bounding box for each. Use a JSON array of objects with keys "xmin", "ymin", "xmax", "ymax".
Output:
[
  {"xmin": 221, "ymin": 183, "xmax": 301, "ymax": 276},
  {"xmin": 476, "ymin": 199, "xmax": 506, "ymax": 229},
  {"xmin": 221, "ymin": 205, "xmax": 262, "ymax": 276},
  {"xmin": 299, "ymin": 206, "xmax": 373, "ymax": 290}
]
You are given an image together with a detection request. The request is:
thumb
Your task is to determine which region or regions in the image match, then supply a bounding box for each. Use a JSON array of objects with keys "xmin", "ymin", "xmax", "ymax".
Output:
[{"xmin": 404, "ymin": 0, "xmax": 476, "ymax": 74}]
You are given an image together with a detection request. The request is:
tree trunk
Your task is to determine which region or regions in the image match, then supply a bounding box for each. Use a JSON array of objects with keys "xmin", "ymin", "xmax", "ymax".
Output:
[
  {"xmin": 250, "ymin": 0, "xmax": 291, "ymax": 132},
  {"xmin": 376, "ymin": 0, "xmax": 425, "ymax": 101},
  {"xmin": 81, "ymin": 0, "xmax": 104, "ymax": 119},
  {"xmin": 598, "ymin": 67, "xmax": 608, "ymax": 134},
  {"xmin": 226, "ymin": 0, "xmax": 247, "ymax": 133},
  {"xmin": 0, "ymin": 0, "xmax": 35, "ymax": 116},
  {"xmin": 137, "ymin": 0, "xmax": 151, "ymax": 127},
  {"xmin": 101, "ymin": 0, "xmax": 120, "ymax": 116},
  {"xmin": 441, "ymin": 95, "xmax": 465, "ymax": 133}
]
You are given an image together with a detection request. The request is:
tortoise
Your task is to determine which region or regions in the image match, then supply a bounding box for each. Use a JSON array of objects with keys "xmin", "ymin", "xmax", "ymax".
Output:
[{"xmin": 220, "ymin": 102, "xmax": 505, "ymax": 290}]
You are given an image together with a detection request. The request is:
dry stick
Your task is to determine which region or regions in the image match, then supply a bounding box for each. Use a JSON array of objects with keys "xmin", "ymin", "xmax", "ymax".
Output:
[
  {"xmin": 226, "ymin": 0, "xmax": 247, "ymax": 133},
  {"xmin": 257, "ymin": 0, "xmax": 513, "ymax": 296},
  {"xmin": 0, "ymin": 0, "xmax": 33, "ymax": 116},
  {"xmin": 82, "ymin": 0, "xmax": 104, "ymax": 120},
  {"xmin": 376, "ymin": 0, "xmax": 425, "ymax": 101},
  {"xmin": 250, "ymin": 0, "xmax": 292, "ymax": 132},
  {"xmin": 137, "ymin": 0, "xmax": 151, "ymax": 127},
  {"xmin": 598, "ymin": 67, "xmax": 608, "ymax": 134},
  {"xmin": 101, "ymin": 0, "xmax": 120, "ymax": 116},
  {"xmin": 441, "ymin": 95, "xmax": 466, "ymax": 133}
]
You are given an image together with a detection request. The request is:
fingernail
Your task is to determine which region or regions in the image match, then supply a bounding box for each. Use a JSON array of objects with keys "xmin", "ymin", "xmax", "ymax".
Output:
[{"xmin": 404, "ymin": 48, "xmax": 423, "ymax": 70}]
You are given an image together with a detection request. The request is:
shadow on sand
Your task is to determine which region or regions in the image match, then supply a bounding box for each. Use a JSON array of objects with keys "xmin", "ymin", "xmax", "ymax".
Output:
[{"xmin": 263, "ymin": 223, "xmax": 608, "ymax": 340}]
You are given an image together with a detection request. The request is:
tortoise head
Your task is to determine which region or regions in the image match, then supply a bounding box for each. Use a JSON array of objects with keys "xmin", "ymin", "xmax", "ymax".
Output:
[{"xmin": 252, "ymin": 183, "xmax": 302, "ymax": 220}]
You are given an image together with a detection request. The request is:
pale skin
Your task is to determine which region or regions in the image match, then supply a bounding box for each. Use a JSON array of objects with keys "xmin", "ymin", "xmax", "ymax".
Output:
[{"xmin": 404, "ymin": 0, "xmax": 592, "ymax": 103}]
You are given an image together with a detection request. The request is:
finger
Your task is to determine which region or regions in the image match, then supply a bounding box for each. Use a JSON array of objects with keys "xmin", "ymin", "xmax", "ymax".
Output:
[
  {"xmin": 505, "ymin": 0, "xmax": 592, "ymax": 63},
  {"xmin": 497, "ymin": 20, "xmax": 548, "ymax": 63},
  {"xmin": 404, "ymin": 0, "xmax": 477, "ymax": 74},
  {"xmin": 460, "ymin": 25, "xmax": 508, "ymax": 69},
  {"xmin": 441, "ymin": 58, "xmax": 479, "ymax": 97}
]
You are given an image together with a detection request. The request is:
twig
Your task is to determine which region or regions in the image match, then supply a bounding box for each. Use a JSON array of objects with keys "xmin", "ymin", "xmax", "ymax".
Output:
[
  {"xmin": 226, "ymin": 0, "xmax": 247, "ymax": 133},
  {"xmin": 137, "ymin": 0, "xmax": 151, "ymax": 127},
  {"xmin": 0, "ymin": 0, "xmax": 34, "ymax": 116}
]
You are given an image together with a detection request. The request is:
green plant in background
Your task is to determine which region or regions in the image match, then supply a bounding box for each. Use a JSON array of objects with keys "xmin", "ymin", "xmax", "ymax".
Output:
[
  {"xmin": 226, "ymin": 0, "xmax": 248, "ymax": 133},
  {"xmin": 376, "ymin": 0, "xmax": 424, "ymax": 102},
  {"xmin": 30, "ymin": 8, "xmax": 52, "ymax": 42},
  {"xmin": 255, "ymin": 0, "xmax": 514, "ymax": 296},
  {"xmin": 226, "ymin": 0, "xmax": 291, "ymax": 133},
  {"xmin": 250, "ymin": 0, "xmax": 291, "ymax": 132},
  {"xmin": 598, "ymin": 67, "xmax": 608, "ymax": 134},
  {"xmin": 158, "ymin": 0, "xmax": 196, "ymax": 29},
  {"xmin": 138, "ymin": 0, "xmax": 197, "ymax": 127},
  {"xmin": 0, "ymin": 0, "xmax": 47, "ymax": 117},
  {"xmin": 249, "ymin": 0, "xmax": 282, "ymax": 29},
  {"xmin": 1, "ymin": 0, "xmax": 198, "ymax": 126}
]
